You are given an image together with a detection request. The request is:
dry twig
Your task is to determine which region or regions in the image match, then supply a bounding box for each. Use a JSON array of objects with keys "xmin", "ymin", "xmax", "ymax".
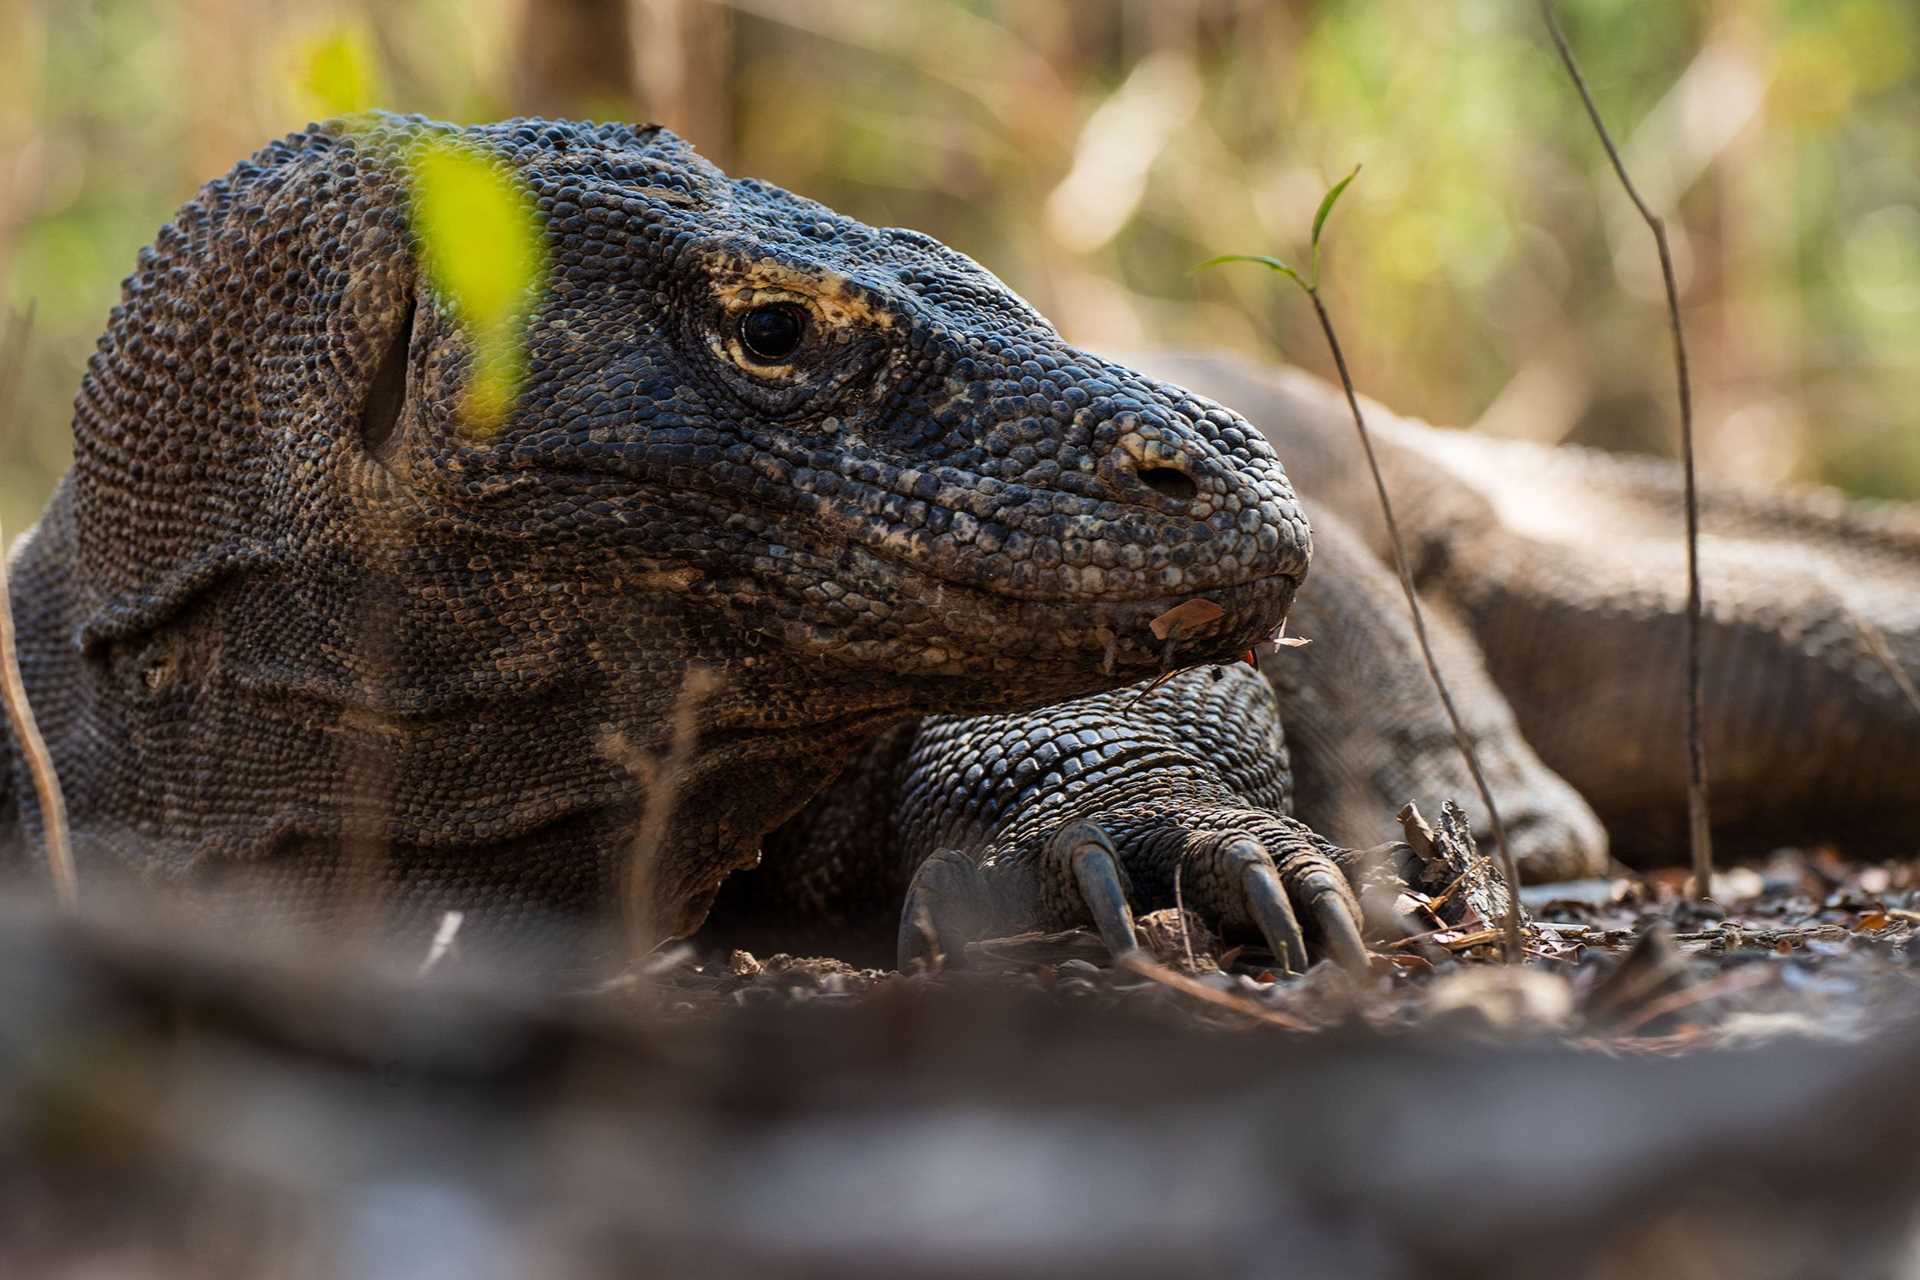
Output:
[
  {"xmin": 1116, "ymin": 950, "xmax": 1313, "ymax": 1031},
  {"xmin": 1541, "ymin": 0, "xmax": 1714, "ymax": 897},
  {"xmin": 417, "ymin": 910, "xmax": 465, "ymax": 976},
  {"xmin": 608, "ymin": 665, "xmax": 720, "ymax": 962},
  {"xmin": 1607, "ymin": 964, "xmax": 1775, "ymax": 1037},
  {"xmin": 0, "ymin": 308, "xmax": 76, "ymax": 906},
  {"xmin": 1171, "ymin": 853, "xmax": 1198, "ymax": 971},
  {"xmin": 1204, "ymin": 187, "xmax": 1526, "ymax": 961},
  {"xmin": 1845, "ymin": 605, "xmax": 1920, "ymax": 720},
  {"xmin": 0, "ymin": 522, "xmax": 74, "ymax": 905}
]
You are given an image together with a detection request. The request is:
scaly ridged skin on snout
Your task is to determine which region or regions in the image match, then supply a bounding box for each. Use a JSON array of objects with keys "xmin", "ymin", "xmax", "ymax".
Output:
[{"xmin": 0, "ymin": 116, "xmax": 1307, "ymax": 945}]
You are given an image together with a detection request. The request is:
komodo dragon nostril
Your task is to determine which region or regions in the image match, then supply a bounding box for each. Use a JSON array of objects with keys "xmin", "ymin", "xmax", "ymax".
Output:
[{"xmin": 1137, "ymin": 465, "xmax": 1199, "ymax": 503}]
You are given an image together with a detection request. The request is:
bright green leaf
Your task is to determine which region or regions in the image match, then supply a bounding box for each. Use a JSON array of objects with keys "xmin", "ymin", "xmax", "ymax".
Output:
[
  {"xmin": 1309, "ymin": 165, "xmax": 1361, "ymax": 288},
  {"xmin": 286, "ymin": 24, "xmax": 381, "ymax": 120},
  {"xmin": 1311, "ymin": 164, "xmax": 1362, "ymax": 252},
  {"xmin": 406, "ymin": 137, "xmax": 548, "ymax": 435}
]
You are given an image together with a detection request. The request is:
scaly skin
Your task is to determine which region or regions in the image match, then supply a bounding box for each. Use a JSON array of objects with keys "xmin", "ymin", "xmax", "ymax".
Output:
[
  {"xmin": 1143, "ymin": 352, "xmax": 1920, "ymax": 862},
  {"xmin": 708, "ymin": 511, "xmax": 1593, "ymax": 966},
  {"xmin": 12, "ymin": 119, "xmax": 1909, "ymax": 973},
  {"xmin": 711, "ymin": 663, "xmax": 1381, "ymax": 971},
  {"xmin": 712, "ymin": 353, "xmax": 1920, "ymax": 959},
  {"xmin": 0, "ymin": 117, "xmax": 1328, "ymax": 958}
]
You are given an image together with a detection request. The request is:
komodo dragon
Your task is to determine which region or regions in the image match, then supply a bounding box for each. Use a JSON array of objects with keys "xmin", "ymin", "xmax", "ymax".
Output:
[{"xmin": 2, "ymin": 117, "xmax": 1915, "ymax": 970}]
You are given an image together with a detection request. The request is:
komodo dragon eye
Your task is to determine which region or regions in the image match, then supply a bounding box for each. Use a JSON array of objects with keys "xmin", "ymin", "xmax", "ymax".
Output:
[{"xmin": 738, "ymin": 303, "xmax": 807, "ymax": 364}]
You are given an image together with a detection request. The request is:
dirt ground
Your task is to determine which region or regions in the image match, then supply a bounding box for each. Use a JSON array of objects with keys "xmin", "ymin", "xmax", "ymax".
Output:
[
  {"xmin": 4, "ymin": 841, "xmax": 1918, "ymax": 1280},
  {"xmin": 648, "ymin": 842, "xmax": 1920, "ymax": 1053}
]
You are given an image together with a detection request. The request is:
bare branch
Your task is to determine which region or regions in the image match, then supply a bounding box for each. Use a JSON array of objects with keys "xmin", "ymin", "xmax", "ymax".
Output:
[
  {"xmin": 1846, "ymin": 607, "xmax": 1920, "ymax": 721},
  {"xmin": 0, "ymin": 308, "xmax": 75, "ymax": 905},
  {"xmin": 0, "ymin": 521, "xmax": 76, "ymax": 906},
  {"xmin": 1303, "ymin": 288, "xmax": 1526, "ymax": 963},
  {"xmin": 609, "ymin": 666, "xmax": 721, "ymax": 963},
  {"xmin": 1540, "ymin": 0, "xmax": 1714, "ymax": 896}
]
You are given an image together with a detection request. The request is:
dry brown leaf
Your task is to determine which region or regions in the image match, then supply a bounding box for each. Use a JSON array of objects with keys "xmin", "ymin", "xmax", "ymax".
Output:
[{"xmin": 1148, "ymin": 597, "xmax": 1225, "ymax": 640}]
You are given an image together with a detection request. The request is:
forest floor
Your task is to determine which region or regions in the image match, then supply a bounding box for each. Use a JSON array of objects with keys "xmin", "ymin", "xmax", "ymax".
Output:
[
  {"xmin": 647, "ymin": 846, "xmax": 1920, "ymax": 1052},
  {"xmin": 7, "ymin": 846, "xmax": 1919, "ymax": 1278}
]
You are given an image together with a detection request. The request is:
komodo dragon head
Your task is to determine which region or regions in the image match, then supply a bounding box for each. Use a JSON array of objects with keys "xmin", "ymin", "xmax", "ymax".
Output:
[{"xmin": 19, "ymin": 115, "xmax": 1311, "ymax": 942}]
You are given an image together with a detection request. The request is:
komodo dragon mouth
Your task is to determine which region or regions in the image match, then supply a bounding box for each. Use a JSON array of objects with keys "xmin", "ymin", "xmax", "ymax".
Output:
[{"xmin": 511, "ymin": 451, "xmax": 1306, "ymax": 678}]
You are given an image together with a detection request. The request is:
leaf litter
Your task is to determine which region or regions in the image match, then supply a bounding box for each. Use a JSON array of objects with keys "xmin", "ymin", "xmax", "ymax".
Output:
[{"xmin": 639, "ymin": 828, "xmax": 1919, "ymax": 1053}]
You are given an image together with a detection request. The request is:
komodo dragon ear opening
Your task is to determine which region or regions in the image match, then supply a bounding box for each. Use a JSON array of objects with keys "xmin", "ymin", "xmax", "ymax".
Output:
[{"xmin": 360, "ymin": 298, "xmax": 415, "ymax": 465}]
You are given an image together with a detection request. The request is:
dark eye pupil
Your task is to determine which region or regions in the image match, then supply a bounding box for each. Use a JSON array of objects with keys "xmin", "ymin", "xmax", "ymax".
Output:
[{"xmin": 740, "ymin": 305, "xmax": 805, "ymax": 363}]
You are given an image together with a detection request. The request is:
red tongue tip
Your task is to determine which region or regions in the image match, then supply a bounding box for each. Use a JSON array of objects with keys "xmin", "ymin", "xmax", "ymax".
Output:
[{"xmin": 1242, "ymin": 649, "xmax": 1259, "ymax": 668}]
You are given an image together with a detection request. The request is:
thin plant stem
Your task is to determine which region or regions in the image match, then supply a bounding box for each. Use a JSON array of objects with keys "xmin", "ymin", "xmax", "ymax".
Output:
[
  {"xmin": 1303, "ymin": 289, "xmax": 1525, "ymax": 964},
  {"xmin": 0, "ymin": 307, "xmax": 76, "ymax": 906},
  {"xmin": 0, "ymin": 520, "xmax": 76, "ymax": 906},
  {"xmin": 1540, "ymin": 0, "xmax": 1713, "ymax": 896},
  {"xmin": 618, "ymin": 665, "xmax": 719, "ymax": 963},
  {"xmin": 1845, "ymin": 606, "xmax": 1920, "ymax": 720},
  {"xmin": 1205, "ymin": 173, "xmax": 1525, "ymax": 960}
]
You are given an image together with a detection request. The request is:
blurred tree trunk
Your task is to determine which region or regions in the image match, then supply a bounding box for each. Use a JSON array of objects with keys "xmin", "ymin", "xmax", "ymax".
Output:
[
  {"xmin": 510, "ymin": 0, "xmax": 732, "ymax": 163},
  {"xmin": 630, "ymin": 0, "xmax": 733, "ymax": 164},
  {"xmin": 512, "ymin": 0, "xmax": 639, "ymax": 119}
]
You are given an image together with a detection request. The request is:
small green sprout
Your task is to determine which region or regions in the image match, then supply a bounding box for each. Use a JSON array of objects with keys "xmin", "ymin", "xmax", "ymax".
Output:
[
  {"xmin": 1195, "ymin": 160, "xmax": 1527, "ymax": 961},
  {"xmin": 1197, "ymin": 163, "xmax": 1360, "ymax": 293}
]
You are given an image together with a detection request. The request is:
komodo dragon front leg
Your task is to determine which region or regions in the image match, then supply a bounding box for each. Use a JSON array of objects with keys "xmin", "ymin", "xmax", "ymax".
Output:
[
  {"xmin": 886, "ymin": 664, "xmax": 1380, "ymax": 973},
  {"xmin": 716, "ymin": 514, "xmax": 1602, "ymax": 973},
  {"xmin": 715, "ymin": 660, "xmax": 1388, "ymax": 972},
  {"xmin": 712, "ymin": 508, "xmax": 1601, "ymax": 971}
]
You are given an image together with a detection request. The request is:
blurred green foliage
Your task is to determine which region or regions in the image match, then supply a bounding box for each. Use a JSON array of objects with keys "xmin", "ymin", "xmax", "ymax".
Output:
[
  {"xmin": 3, "ymin": 0, "xmax": 1918, "ymax": 548},
  {"xmin": 406, "ymin": 136, "xmax": 547, "ymax": 433},
  {"xmin": 287, "ymin": 21, "xmax": 383, "ymax": 119}
]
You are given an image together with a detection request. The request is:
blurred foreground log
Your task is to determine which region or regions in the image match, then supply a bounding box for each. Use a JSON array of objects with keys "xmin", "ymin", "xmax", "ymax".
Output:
[{"xmin": 0, "ymin": 897, "xmax": 1915, "ymax": 1280}]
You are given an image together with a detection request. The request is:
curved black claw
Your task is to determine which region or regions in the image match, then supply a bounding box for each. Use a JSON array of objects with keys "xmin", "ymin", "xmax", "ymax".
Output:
[
  {"xmin": 1294, "ymin": 864, "xmax": 1369, "ymax": 974},
  {"xmin": 1221, "ymin": 837, "xmax": 1310, "ymax": 975},
  {"xmin": 1051, "ymin": 821, "xmax": 1143, "ymax": 961},
  {"xmin": 897, "ymin": 847, "xmax": 992, "ymax": 972},
  {"xmin": 1181, "ymin": 829, "xmax": 1372, "ymax": 976},
  {"xmin": 892, "ymin": 813, "xmax": 1375, "ymax": 976}
]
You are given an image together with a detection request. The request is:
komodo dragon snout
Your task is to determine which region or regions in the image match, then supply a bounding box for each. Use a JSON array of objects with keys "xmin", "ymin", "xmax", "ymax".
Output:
[{"xmin": 380, "ymin": 137, "xmax": 1310, "ymax": 701}]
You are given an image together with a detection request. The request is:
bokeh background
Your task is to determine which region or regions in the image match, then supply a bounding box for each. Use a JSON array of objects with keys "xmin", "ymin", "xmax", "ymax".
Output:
[{"xmin": 3, "ymin": 0, "xmax": 1917, "ymax": 545}]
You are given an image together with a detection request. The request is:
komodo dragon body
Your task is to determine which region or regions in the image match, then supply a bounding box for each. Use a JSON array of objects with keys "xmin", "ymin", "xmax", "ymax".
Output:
[{"xmin": 2, "ymin": 117, "xmax": 1915, "ymax": 968}]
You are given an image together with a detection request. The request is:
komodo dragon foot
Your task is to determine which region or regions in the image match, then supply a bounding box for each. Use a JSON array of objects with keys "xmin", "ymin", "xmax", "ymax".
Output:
[
  {"xmin": 707, "ymin": 662, "xmax": 1409, "ymax": 973},
  {"xmin": 890, "ymin": 666, "xmax": 1386, "ymax": 973},
  {"xmin": 899, "ymin": 816, "xmax": 1376, "ymax": 975}
]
